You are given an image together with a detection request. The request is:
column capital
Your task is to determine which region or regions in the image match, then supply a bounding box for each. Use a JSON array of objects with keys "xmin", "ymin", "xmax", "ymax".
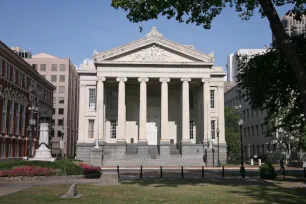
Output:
[
  {"xmin": 159, "ymin": 77, "xmax": 170, "ymax": 83},
  {"xmin": 181, "ymin": 78, "xmax": 191, "ymax": 82},
  {"xmin": 201, "ymin": 78, "xmax": 210, "ymax": 83},
  {"xmin": 138, "ymin": 77, "xmax": 149, "ymax": 82},
  {"xmin": 96, "ymin": 77, "xmax": 106, "ymax": 82},
  {"xmin": 116, "ymin": 77, "xmax": 127, "ymax": 82}
]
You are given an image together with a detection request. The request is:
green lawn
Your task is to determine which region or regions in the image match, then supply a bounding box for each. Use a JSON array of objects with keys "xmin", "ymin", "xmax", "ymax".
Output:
[{"xmin": 0, "ymin": 178, "xmax": 305, "ymax": 204}]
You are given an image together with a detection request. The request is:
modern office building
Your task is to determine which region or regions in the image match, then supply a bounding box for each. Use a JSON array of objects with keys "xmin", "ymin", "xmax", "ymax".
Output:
[
  {"xmin": 25, "ymin": 53, "xmax": 79, "ymax": 158},
  {"xmin": 226, "ymin": 49, "xmax": 267, "ymax": 82},
  {"xmin": 0, "ymin": 41, "xmax": 55, "ymax": 159}
]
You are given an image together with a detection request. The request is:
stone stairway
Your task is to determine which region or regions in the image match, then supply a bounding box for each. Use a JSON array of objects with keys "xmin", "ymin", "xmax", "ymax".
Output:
[
  {"xmin": 126, "ymin": 144, "xmax": 138, "ymax": 155},
  {"xmin": 148, "ymin": 145, "xmax": 159, "ymax": 159},
  {"xmin": 170, "ymin": 144, "xmax": 181, "ymax": 155}
]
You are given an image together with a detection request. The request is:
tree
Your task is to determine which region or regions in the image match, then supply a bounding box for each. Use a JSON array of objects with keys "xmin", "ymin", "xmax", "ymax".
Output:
[
  {"xmin": 111, "ymin": 0, "xmax": 306, "ymax": 123},
  {"xmin": 236, "ymin": 33, "xmax": 306, "ymax": 151},
  {"xmin": 225, "ymin": 107, "xmax": 240, "ymax": 161}
]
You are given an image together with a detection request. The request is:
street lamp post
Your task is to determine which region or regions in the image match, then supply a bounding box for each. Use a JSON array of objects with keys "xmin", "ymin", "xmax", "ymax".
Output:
[
  {"xmin": 28, "ymin": 105, "xmax": 39, "ymax": 158},
  {"xmin": 235, "ymin": 105, "xmax": 245, "ymax": 178}
]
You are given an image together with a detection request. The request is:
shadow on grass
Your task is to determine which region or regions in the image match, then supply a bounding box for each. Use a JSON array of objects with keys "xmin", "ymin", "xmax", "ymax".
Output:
[{"xmin": 122, "ymin": 177, "xmax": 306, "ymax": 204}]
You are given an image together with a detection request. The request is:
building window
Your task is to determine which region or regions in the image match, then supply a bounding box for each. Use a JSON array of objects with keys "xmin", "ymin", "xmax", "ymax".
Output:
[
  {"xmin": 52, "ymin": 108, "xmax": 55, "ymax": 114},
  {"xmin": 110, "ymin": 120, "xmax": 117, "ymax": 139},
  {"xmin": 40, "ymin": 64, "xmax": 46, "ymax": 71},
  {"xmin": 273, "ymin": 143, "xmax": 276, "ymax": 151},
  {"xmin": 9, "ymin": 99, "xmax": 14, "ymax": 134},
  {"xmin": 52, "ymin": 120, "xmax": 55, "ymax": 126},
  {"xmin": 243, "ymin": 110, "xmax": 245, "ymax": 120},
  {"xmin": 247, "ymin": 127, "xmax": 250, "ymax": 137},
  {"xmin": 7, "ymin": 64, "xmax": 11, "ymax": 79},
  {"xmin": 8, "ymin": 143, "xmax": 12, "ymax": 157},
  {"xmin": 15, "ymin": 104, "xmax": 20, "ymax": 135},
  {"xmin": 58, "ymin": 119, "xmax": 63, "ymax": 126},
  {"xmin": 60, "ymin": 75, "xmax": 65, "ymax": 82},
  {"xmin": 88, "ymin": 119, "xmax": 95, "ymax": 138},
  {"xmin": 51, "ymin": 64, "xmax": 57, "ymax": 71},
  {"xmin": 256, "ymin": 125, "xmax": 259, "ymax": 136},
  {"xmin": 89, "ymin": 89, "xmax": 96, "ymax": 108},
  {"xmin": 1, "ymin": 142, "xmax": 6, "ymax": 157},
  {"xmin": 21, "ymin": 105, "xmax": 26, "ymax": 136},
  {"xmin": 12, "ymin": 67, "xmax": 16, "ymax": 83},
  {"xmin": 261, "ymin": 124, "xmax": 264, "ymax": 135},
  {"xmin": 51, "ymin": 75, "xmax": 57, "ymax": 82},
  {"xmin": 247, "ymin": 109, "xmax": 249, "ymax": 119},
  {"xmin": 2, "ymin": 97, "xmax": 8, "ymax": 133},
  {"xmin": 210, "ymin": 90, "xmax": 215, "ymax": 108},
  {"xmin": 59, "ymin": 86, "xmax": 65, "ymax": 93},
  {"xmin": 15, "ymin": 143, "xmax": 19, "ymax": 157},
  {"xmin": 59, "ymin": 108, "xmax": 64, "ymax": 115},
  {"xmin": 190, "ymin": 121, "xmax": 194, "ymax": 139},
  {"xmin": 32, "ymin": 64, "xmax": 37, "ymax": 70},
  {"xmin": 60, "ymin": 64, "xmax": 65, "ymax": 71},
  {"xmin": 251, "ymin": 109, "xmax": 254, "ymax": 118},
  {"xmin": 252, "ymin": 126, "xmax": 254, "ymax": 137},
  {"xmin": 211, "ymin": 120, "xmax": 215, "ymax": 139},
  {"xmin": 0, "ymin": 59, "xmax": 2, "ymax": 75},
  {"xmin": 243, "ymin": 128, "xmax": 246, "ymax": 137},
  {"xmin": 59, "ymin": 97, "xmax": 64, "ymax": 104}
]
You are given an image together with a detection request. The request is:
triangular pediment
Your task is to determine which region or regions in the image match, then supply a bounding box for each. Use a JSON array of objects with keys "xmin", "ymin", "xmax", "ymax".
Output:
[{"xmin": 93, "ymin": 27, "xmax": 214, "ymax": 64}]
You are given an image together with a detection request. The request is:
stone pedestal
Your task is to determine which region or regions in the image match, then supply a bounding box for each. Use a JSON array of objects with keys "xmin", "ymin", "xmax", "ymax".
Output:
[
  {"xmin": 97, "ymin": 172, "xmax": 119, "ymax": 186},
  {"xmin": 160, "ymin": 141, "xmax": 170, "ymax": 158},
  {"xmin": 181, "ymin": 142, "xmax": 204, "ymax": 159},
  {"xmin": 116, "ymin": 141, "xmax": 126, "ymax": 159},
  {"xmin": 90, "ymin": 147, "xmax": 103, "ymax": 167},
  {"xmin": 138, "ymin": 142, "xmax": 148, "ymax": 156},
  {"xmin": 30, "ymin": 123, "xmax": 56, "ymax": 162}
]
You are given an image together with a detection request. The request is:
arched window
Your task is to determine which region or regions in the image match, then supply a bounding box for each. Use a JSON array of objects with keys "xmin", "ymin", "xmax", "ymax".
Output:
[
  {"xmin": 20, "ymin": 97, "xmax": 27, "ymax": 136},
  {"xmin": 1, "ymin": 91, "xmax": 8, "ymax": 133}
]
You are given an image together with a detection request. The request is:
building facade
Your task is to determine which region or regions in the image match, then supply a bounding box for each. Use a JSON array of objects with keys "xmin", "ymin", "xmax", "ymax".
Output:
[
  {"xmin": 25, "ymin": 54, "xmax": 79, "ymax": 158},
  {"xmin": 76, "ymin": 27, "xmax": 226, "ymax": 166},
  {"xmin": 0, "ymin": 41, "xmax": 55, "ymax": 159},
  {"xmin": 226, "ymin": 49, "xmax": 267, "ymax": 82}
]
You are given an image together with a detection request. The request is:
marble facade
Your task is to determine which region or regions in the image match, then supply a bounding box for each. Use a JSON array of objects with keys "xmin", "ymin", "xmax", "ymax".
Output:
[{"xmin": 76, "ymin": 27, "xmax": 227, "ymax": 166}]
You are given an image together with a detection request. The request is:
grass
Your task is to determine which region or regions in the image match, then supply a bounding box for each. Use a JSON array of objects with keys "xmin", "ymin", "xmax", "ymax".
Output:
[
  {"xmin": 0, "ymin": 160, "xmax": 83, "ymax": 175},
  {"xmin": 0, "ymin": 178, "xmax": 305, "ymax": 204}
]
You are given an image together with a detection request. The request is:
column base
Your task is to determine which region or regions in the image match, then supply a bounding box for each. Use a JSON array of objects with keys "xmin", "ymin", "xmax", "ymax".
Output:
[
  {"xmin": 160, "ymin": 141, "xmax": 170, "ymax": 158},
  {"xmin": 181, "ymin": 143, "xmax": 204, "ymax": 159},
  {"xmin": 137, "ymin": 141, "xmax": 148, "ymax": 156}
]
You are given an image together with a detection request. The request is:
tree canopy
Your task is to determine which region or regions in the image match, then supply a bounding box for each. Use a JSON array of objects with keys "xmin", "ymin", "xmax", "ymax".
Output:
[
  {"xmin": 236, "ymin": 33, "xmax": 306, "ymax": 150},
  {"xmin": 225, "ymin": 107, "xmax": 241, "ymax": 160}
]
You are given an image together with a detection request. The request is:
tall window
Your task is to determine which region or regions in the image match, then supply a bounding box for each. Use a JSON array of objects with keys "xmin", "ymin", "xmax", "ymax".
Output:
[
  {"xmin": 247, "ymin": 109, "xmax": 249, "ymax": 119},
  {"xmin": 243, "ymin": 110, "xmax": 246, "ymax": 120},
  {"xmin": 256, "ymin": 125, "xmax": 259, "ymax": 136},
  {"xmin": 51, "ymin": 75, "xmax": 57, "ymax": 82},
  {"xmin": 0, "ymin": 59, "xmax": 2, "ymax": 75},
  {"xmin": 0, "ymin": 141, "xmax": 5, "ymax": 157},
  {"xmin": 60, "ymin": 64, "xmax": 65, "ymax": 71},
  {"xmin": 189, "ymin": 121, "xmax": 194, "ymax": 139},
  {"xmin": 211, "ymin": 120, "xmax": 215, "ymax": 139},
  {"xmin": 21, "ymin": 105, "xmax": 26, "ymax": 136},
  {"xmin": 51, "ymin": 64, "xmax": 57, "ymax": 71},
  {"xmin": 252, "ymin": 126, "xmax": 254, "ymax": 137},
  {"xmin": 88, "ymin": 119, "xmax": 95, "ymax": 138},
  {"xmin": 15, "ymin": 104, "xmax": 20, "ymax": 135},
  {"xmin": 261, "ymin": 124, "xmax": 264, "ymax": 135},
  {"xmin": 243, "ymin": 128, "xmax": 246, "ymax": 137},
  {"xmin": 59, "ymin": 86, "xmax": 65, "ymax": 93},
  {"xmin": 21, "ymin": 142, "xmax": 24, "ymax": 157},
  {"xmin": 40, "ymin": 64, "xmax": 46, "ymax": 71},
  {"xmin": 89, "ymin": 89, "xmax": 96, "ymax": 108},
  {"xmin": 15, "ymin": 143, "xmax": 19, "ymax": 157},
  {"xmin": 7, "ymin": 64, "xmax": 10, "ymax": 79},
  {"xmin": 247, "ymin": 127, "xmax": 250, "ymax": 137},
  {"xmin": 60, "ymin": 75, "xmax": 65, "ymax": 82},
  {"xmin": 8, "ymin": 143, "xmax": 12, "ymax": 157},
  {"xmin": 2, "ymin": 96, "xmax": 8, "ymax": 133},
  {"xmin": 210, "ymin": 90, "xmax": 215, "ymax": 108},
  {"xmin": 12, "ymin": 67, "xmax": 16, "ymax": 83},
  {"xmin": 9, "ymin": 98, "xmax": 14, "ymax": 134},
  {"xmin": 110, "ymin": 120, "xmax": 117, "ymax": 139},
  {"xmin": 59, "ymin": 97, "xmax": 64, "ymax": 104}
]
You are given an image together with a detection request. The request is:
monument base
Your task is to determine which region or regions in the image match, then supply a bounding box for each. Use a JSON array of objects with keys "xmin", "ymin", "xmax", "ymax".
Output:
[{"xmin": 29, "ymin": 144, "xmax": 56, "ymax": 162}]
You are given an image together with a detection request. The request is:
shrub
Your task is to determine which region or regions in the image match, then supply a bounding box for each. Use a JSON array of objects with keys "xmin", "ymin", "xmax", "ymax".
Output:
[
  {"xmin": 0, "ymin": 166, "xmax": 57, "ymax": 177},
  {"xmin": 0, "ymin": 160, "xmax": 83, "ymax": 176},
  {"xmin": 259, "ymin": 163, "xmax": 277, "ymax": 180},
  {"xmin": 78, "ymin": 163, "xmax": 101, "ymax": 178}
]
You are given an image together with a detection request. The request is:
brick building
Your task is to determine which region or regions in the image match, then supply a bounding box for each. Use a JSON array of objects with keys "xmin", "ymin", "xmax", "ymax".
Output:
[{"xmin": 0, "ymin": 41, "xmax": 55, "ymax": 159}]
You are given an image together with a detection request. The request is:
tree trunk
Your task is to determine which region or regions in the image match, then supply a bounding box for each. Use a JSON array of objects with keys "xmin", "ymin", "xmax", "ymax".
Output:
[{"xmin": 259, "ymin": 0, "xmax": 306, "ymax": 123}]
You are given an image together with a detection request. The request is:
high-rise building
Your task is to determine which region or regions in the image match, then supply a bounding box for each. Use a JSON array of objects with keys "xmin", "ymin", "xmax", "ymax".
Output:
[
  {"xmin": 0, "ymin": 41, "xmax": 55, "ymax": 159},
  {"xmin": 226, "ymin": 49, "xmax": 267, "ymax": 82},
  {"xmin": 273, "ymin": 13, "xmax": 306, "ymax": 41},
  {"xmin": 25, "ymin": 53, "xmax": 79, "ymax": 158}
]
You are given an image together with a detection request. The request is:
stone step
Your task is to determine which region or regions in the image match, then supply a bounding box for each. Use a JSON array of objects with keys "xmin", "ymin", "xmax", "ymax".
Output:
[{"xmin": 126, "ymin": 144, "xmax": 138, "ymax": 155}]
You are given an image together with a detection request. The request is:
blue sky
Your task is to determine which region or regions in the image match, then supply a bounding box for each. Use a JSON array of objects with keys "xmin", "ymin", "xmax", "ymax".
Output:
[{"xmin": 0, "ymin": 1, "xmax": 292, "ymax": 70}]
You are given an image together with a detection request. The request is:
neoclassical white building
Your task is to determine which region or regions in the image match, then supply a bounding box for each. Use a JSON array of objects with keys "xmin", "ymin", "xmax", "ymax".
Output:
[{"xmin": 76, "ymin": 27, "xmax": 226, "ymax": 166}]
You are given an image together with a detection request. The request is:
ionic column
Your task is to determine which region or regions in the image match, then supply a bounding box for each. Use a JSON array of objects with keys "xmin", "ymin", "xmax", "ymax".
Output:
[
  {"xmin": 116, "ymin": 77, "xmax": 127, "ymax": 142},
  {"xmin": 202, "ymin": 79, "xmax": 211, "ymax": 147},
  {"xmin": 160, "ymin": 77, "xmax": 170, "ymax": 142},
  {"xmin": 181, "ymin": 78, "xmax": 191, "ymax": 142},
  {"xmin": 97, "ymin": 77, "xmax": 106, "ymax": 142},
  {"xmin": 138, "ymin": 77, "xmax": 149, "ymax": 142}
]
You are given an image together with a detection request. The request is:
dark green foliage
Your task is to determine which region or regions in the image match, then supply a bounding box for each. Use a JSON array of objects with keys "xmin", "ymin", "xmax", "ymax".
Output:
[
  {"xmin": 236, "ymin": 34, "xmax": 306, "ymax": 150},
  {"xmin": 0, "ymin": 160, "xmax": 83, "ymax": 175},
  {"xmin": 259, "ymin": 163, "xmax": 277, "ymax": 179},
  {"xmin": 111, "ymin": 0, "xmax": 306, "ymax": 29},
  {"xmin": 225, "ymin": 107, "xmax": 241, "ymax": 160}
]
